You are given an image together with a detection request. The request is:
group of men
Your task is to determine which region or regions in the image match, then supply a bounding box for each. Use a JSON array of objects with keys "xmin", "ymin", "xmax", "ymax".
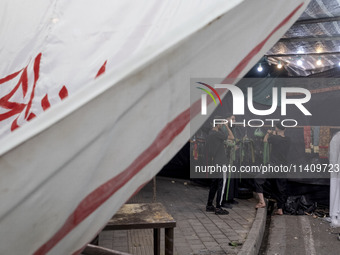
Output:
[{"xmin": 205, "ymin": 115, "xmax": 291, "ymax": 215}]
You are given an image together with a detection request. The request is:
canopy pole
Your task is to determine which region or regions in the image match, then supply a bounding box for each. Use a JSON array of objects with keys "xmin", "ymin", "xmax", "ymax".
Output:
[{"xmin": 153, "ymin": 177, "xmax": 157, "ymax": 202}]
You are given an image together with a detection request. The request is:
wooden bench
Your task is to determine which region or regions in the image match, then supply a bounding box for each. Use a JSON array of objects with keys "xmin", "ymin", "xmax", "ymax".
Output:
[{"xmin": 103, "ymin": 203, "xmax": 176, "ymax": 255}]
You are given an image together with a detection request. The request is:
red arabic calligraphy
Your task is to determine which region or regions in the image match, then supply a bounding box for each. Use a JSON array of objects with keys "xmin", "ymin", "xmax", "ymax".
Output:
[
  {"xmin": 0, "ymin": 53, "xmax": 63, "ymax": 131},
  {"xmin": 0, "ymin": 53, "xmax": 107, "ymax": 133}
]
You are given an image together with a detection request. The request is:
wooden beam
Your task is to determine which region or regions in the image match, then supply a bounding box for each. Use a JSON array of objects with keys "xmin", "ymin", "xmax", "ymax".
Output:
[
  {"xmin": 83, "ymin": 244, "xmax": 132, "ymax": 255},
  {"xmin": 294, "ymin": 16, "xmax": 340, "ymax": 25},
  {"xmin": 279, "ymin": 35, "xmax": 340, "ymax": 43},
  {"xmin": 266, "ymin": 51, "xmax": 340, "ymax": 57}
]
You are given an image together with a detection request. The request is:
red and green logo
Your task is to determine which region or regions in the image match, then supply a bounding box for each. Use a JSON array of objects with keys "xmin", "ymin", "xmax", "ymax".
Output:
[{"xmin": 196, "ymin": 82, "xmax": 222, "ymax": 115}]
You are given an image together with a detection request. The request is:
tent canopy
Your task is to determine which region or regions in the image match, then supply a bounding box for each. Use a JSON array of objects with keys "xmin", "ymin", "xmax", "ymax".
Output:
[{"xmin": 266, "ymin": 0, "xmax": 340, "ymax": 76}]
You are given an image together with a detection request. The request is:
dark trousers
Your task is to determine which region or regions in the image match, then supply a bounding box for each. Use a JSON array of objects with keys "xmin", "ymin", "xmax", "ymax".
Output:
[
  {"xmin": 255, "ymin": 178, "xmax": 287, "ymax": 209},
  {"xmin": 207, "ymin": 178, "xmax": 223, "ymax": 208}
]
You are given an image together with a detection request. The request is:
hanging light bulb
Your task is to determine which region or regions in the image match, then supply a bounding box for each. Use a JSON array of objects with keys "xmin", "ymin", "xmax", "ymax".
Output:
[
  {"xmin": 297, "ymin": 57, "xmax": 303, "ymax": 66},
  {"xmin": 297, "ymin": 48, "xmax": 305, "ymax": 54},
  {"xmin": 277, "ymin": 61, "xmax": 282, "ymax": 69},
  {"xmin": 257, "ymin": 64, "xmax": 263, "ymax": 72},
  {"xmin": 316, "ymin": 57, "xmax": 322, "ymax": 66},
  {"xmin": 338, "ymin": 62, "xmax": 340, "ymax": 67}
]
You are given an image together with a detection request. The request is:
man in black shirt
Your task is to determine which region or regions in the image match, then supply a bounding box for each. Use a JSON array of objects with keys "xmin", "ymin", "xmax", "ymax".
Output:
[
  {"xmin": 266, "ymin": 129, "xmax": 290, "ymax": 167},
  {"xmin": 255, "ymin": 122, "xmax": 290, "ymax": 215},
  {"xmin": 206, "ymin": 117, "xmax": 234, "ymax": 215}
]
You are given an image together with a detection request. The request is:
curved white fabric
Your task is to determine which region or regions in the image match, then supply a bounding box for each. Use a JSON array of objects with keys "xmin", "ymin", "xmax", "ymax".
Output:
[
  {"xmin": 330, "ymin": 131, "xmax": 340, "ymax": 227},
  {"xmin": 0, "ymin": 1, "xmax": 309, "ymax": 254},
  {"xmin": 0, "ymin": 0, "xmax": 244, "ymax": 139}
]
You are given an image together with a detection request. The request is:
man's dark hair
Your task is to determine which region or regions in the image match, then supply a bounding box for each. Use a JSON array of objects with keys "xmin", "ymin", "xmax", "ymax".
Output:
[
  {"xmin": 225, "ymin": 113, "xmax": 233, "ymax": 118},
  {"xmin": 276, "ymin": 122, "xmax": 285, "ymax": 131},
  {"xmin": 212, "ymin": 116, "xmax": 224, "ymax": 128}
]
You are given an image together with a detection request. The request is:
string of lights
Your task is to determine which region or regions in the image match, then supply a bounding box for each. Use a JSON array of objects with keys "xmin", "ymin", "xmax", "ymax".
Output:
[{"xmin": 259, "ymin": 55, "xmax": 340, "ymax": 72}]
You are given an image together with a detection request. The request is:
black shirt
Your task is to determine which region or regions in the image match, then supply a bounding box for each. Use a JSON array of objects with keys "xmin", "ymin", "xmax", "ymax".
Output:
[
  {"xmin": 206, "ymin": 129, "xmax": 228, "ymax": 165},
  {"xmin": 268, "ymin": 135, "xmax": 290, "ymax": 165}
]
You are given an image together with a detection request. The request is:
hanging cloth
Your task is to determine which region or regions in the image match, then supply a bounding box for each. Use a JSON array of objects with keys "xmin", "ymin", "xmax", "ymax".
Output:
[
  {"xmin": 312, "ymin": 126, "xmax": 320, "ymax": 154},
  {"xmin": 226, "ymin": 139, "xmax": 236, "ymax": 163},
  {"xmin": 319, "ymin": 126, "xmax": 331, "ymax": 159},
  {"xmin": 263, "ymin": 142, "xmax": 270, "ymax": 165},
  {"xmin": 304, "ymin": 126, "xmax": 312, "ymax": 153},
  {"xmin": 240, "ymin": 136, "xmax": 255, "ymax": 165},
  {"xmin": 193, "ymin": 141, "xmax": 198, "ymax": 160}
]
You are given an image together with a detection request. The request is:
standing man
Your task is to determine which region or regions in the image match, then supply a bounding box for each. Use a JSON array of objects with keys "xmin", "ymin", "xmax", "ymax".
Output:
[
  {"xmin": 255, "ymin": 122, "xmax": 290, "ymax": 215},
  {"xmin": 221, "ymin": 115, "xmax": 238, "ymax": 209},
  {"xmin": 206, "ymin": 116, "xmax": 234, "ymax": 215}
]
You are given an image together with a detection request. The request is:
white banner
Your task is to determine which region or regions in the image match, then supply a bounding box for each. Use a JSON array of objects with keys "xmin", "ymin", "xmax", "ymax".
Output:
[{"xmin": 0, "ymin": 0, "xmax": 308, "ymax": 254}]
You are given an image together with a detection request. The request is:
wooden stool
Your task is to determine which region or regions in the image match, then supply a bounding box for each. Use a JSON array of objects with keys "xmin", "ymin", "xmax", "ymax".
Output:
[{"xmin": 103, "ymin": 203, "xmax": 176, "ymax": 255}]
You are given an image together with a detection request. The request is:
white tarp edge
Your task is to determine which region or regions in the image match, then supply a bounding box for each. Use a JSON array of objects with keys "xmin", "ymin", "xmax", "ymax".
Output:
[
  {"xmin": 330, "ymin": 131, "xmax": 340, "ymax": 227},
  {"xmin": 0, "ymin": 0, "xmax": 308, "ymax": 254}
]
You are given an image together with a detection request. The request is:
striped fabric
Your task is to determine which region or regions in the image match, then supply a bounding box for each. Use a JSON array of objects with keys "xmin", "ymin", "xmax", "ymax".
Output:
[
  {"xmin": 319, "ymin": 126, "xmax": 331, "ymax": 159},
  {"xmin": 304, "ymin": 126, "xmax": 312, "ymax": 153}
]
